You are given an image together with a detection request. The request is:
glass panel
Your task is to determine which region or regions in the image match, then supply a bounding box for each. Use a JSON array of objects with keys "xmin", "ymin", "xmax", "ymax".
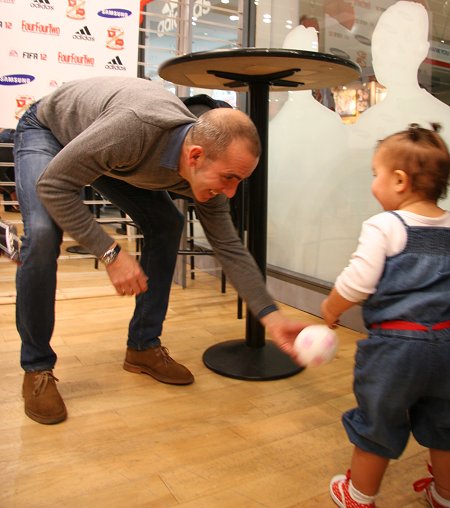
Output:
[
  {"xmin": 140, "ymin": 0, "xmax": 244, "ymax": 102},
  {"xmin": 189, "ymin": 0, "xmax": 243, "ymax": 105},
  {"xmin": 192, "ymin": 1, "xmax": 242, "ymax": 52},
  {"xmin": 259, "ymin": 0, "xmax": 450, "ymax": 284},
  {"xmin": 139, "ymin": 0, "xmax": 185, "ymax": 81}
]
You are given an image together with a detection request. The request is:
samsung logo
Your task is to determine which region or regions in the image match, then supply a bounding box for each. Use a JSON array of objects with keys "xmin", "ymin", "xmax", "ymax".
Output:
[
  {"xmin": 97, "ymin": 8, "xmax": 131, "ymax": 19},
  {"xmin": 329, "ymin": 47, "xmax": 351, "ymax": 60},
  {"xmin": 0, "ymin": 73, "xmax": 35, "ymax": 85}
]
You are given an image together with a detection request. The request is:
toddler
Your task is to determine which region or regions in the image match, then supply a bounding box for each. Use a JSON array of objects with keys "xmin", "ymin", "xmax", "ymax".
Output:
[{"xmin": 321, "ymin": 124, "xmax": 450, "ymax": 508}]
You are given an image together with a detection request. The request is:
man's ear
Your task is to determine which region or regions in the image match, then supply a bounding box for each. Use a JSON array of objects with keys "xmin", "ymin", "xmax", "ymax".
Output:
[
  {"xmin": 188, "ymin": 145, "xmax": 203, "ymax": 164},
  {"xmin": 394, "ymin": 169, "xmax": 408, "ymax": 192}
]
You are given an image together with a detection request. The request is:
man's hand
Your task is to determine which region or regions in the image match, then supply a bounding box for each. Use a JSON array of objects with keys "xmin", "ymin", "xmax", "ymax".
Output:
[
  {"xmin": 105, "ymin": 250, "xmax": 148, "ymax": 296},
  {"xmin": 260, "ymin": 310, "xmax": 308, "ymax": 361}
]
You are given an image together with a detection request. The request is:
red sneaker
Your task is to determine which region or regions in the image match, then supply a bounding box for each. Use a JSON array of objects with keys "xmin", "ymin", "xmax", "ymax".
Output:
[
  {"xmin": 413, "ymin": 474, "xmax": 449, "ymax": 508},
  {"xmin": 330, "ymin": 471, "xmax": 376, "ymax": 508}
]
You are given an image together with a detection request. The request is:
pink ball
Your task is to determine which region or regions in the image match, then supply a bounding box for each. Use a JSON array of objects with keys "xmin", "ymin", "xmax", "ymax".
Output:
[{"xmin": 294, "ymin": 324, "xmax": 338, "ymax": 367}]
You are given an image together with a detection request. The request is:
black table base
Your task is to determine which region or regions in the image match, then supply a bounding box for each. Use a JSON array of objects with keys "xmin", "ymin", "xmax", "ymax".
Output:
[{"xmin": 203, "ymin": 339, "xmax": 303, "ymax": 381}]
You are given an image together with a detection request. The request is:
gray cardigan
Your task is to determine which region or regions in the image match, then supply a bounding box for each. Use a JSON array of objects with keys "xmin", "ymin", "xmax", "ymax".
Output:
[{"xmin": 36, "ymin": 76, "xmax": 276, "ymax": 318}]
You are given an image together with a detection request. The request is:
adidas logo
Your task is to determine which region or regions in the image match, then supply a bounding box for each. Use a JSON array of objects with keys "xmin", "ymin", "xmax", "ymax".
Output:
[
  {"xmin": 73, "ymin": 26, "xmax": 94, "ymax": 41},
  {"xmin": 105, "ymin": 56, "xmax": 126, "ymax": 70},
  {"xmin": 30, "ymin": 0, "xmax": 54, "ymax": 9}
]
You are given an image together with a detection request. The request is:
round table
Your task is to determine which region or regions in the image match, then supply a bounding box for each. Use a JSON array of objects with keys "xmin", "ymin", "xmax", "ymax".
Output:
[{"xmin": 159, "ymin": 48, "xmax": 361, "ymax": 380}]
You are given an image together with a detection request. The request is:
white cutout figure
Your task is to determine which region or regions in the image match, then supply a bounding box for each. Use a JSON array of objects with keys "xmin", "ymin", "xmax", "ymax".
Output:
[
  {"xmin": 270, "ymin": 1, "xmax": 450, "ymax": 283},
  {"xmin": 267, "ymin": 25, "xmax": 347, "ymax": 278},
  {"xmin": 351, "ymin": 1, "xmax": 450, "ymax": 148},
  {"xmin": 336, "ymin": 1, "xmax": 450, "ymax": 267}
]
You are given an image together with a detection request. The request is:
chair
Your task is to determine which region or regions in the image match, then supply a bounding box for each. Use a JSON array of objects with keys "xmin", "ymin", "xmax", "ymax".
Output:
[
  {"xmin": 171, "ymin": 193, "xmax": 226, "ymax": 292},
  {"xmin": 0, "ymin": 130, "xmax": 18, "ymax": 213},
  {"xmin": 173, "ymin": 94, "xmax": 247, "ymax": 317}
]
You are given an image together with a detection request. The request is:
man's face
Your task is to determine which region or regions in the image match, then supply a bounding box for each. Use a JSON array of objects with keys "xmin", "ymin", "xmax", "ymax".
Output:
[{"xmin": 189, "ymin": 139, "xmax": 258, "ymax": 203}]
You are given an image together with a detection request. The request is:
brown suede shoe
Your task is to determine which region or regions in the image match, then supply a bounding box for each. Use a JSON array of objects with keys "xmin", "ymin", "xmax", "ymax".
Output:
[
  {"xmin": 22, "ymin": 370, "xmax": 67, "ymax": 425},
  {"xmin": 123, "ymin": 346, "xmax": 194, "ymax": 385}
]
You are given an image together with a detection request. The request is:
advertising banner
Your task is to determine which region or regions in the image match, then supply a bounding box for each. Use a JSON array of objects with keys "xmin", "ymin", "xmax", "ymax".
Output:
[{"xmin": 0, "ymin": 0, "xmax": 140, "ymax": 128}]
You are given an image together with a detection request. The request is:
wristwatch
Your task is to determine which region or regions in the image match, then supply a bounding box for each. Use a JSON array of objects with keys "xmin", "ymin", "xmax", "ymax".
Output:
[{"xmin": 100, "ymin": 244, "xmax": 121, "ymax": 266}]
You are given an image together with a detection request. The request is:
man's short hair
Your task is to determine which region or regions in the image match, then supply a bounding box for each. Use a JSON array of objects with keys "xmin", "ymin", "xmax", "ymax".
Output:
[{"xmin": 186, "ymin": 108, "xmax": 261, "ymax": 160}]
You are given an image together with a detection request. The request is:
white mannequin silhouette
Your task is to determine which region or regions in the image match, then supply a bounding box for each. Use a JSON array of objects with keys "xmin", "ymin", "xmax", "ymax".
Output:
[
  {"xmin": 285, "ymin": 1, "xmax": 450, "ymax": 282},
  {"xmin": 337, "ymin": 0, "xmax": 450, "ymax": 249},
  {"xmin": 348, "ymin": 1, "xmax": 450, "ymax": 211},
  {"xmin": 351, "ymin": 1, "xmax": 450, "ymax": 149},
  {"xmin": 267, "ymin": 25, "xmax": 347, "ymax": 277}
]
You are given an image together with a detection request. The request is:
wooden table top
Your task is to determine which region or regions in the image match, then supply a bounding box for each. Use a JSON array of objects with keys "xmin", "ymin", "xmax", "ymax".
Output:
[{"xmin": 158, "ymin": 47, "xmax": 361, "ymax": 92}]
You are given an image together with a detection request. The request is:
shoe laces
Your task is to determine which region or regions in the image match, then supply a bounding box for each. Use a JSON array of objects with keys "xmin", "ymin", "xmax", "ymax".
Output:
[
  {"xmin": 33, "ymin": 370, "xmax": 59, "ymax": 396},
  {"xmin": 413, "ymin": 476, "xmax": 433, "ymax": 493},
  {"xmin": 336, "ymin": 470, "xmax": 376, "ymax": 508},
  {"xmin": 413, "ymin": 463, "xmax": 434, "ymax": 493},
  {"xmin": 160, "ymin": 346, "xmax": 175, "ymax": 365}
]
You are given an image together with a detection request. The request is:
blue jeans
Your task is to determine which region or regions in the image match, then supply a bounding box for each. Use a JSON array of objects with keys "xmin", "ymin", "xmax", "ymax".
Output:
[{"xmin": 14, "ymin": 103, "xmax": 185, "ymax": 372}]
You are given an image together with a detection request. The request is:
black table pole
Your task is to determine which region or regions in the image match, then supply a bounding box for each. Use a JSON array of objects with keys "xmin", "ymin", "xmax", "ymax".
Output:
[
  {"xmin": 202, "ymin": 74, "xmax": 303, "ymax": 380},
  {"xmin": 245, "ymin": 80, "xmax": 268, "ymax": 347}
]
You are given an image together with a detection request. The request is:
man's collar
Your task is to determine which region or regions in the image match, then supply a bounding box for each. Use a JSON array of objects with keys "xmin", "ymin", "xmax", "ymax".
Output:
[{"xmin": 160, "ymin": 123, "xmax": 194, "ymax": 171}]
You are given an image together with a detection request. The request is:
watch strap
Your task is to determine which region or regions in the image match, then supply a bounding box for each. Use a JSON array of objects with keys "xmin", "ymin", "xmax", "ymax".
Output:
[{"xmin": 100, "ymin": 244, "xmax": 121, "ymax": 265}]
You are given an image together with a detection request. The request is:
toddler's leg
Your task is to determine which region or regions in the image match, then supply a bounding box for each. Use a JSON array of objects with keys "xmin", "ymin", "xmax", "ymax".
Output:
[
  {"xmin": 330, "ymin": 446, "xmax": 389, "ymax": 507},
  {"xmin": 430, "ymin": 448, "xmax": 450, "ymax": 502},
  {"xmin": 350, "ymin": 446, "xmax": 390, "ymax": 496}
]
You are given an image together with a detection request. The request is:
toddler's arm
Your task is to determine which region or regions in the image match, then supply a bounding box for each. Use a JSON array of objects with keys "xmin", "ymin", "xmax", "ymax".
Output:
[{"xmin": 321, "ymin": 288, "xmax": 354, "ymax": 327}]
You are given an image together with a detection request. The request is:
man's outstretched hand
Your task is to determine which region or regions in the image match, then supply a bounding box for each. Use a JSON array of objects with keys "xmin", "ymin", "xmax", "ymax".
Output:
[{"xmin": 261, "ymin": 310, "xmax": 308, "ymax": 361}]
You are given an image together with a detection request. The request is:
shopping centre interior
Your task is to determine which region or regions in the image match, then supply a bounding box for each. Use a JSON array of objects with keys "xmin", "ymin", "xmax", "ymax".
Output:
[{"xmin": 0, "ymin": 1, "xmax": 449, "ymax": 506}]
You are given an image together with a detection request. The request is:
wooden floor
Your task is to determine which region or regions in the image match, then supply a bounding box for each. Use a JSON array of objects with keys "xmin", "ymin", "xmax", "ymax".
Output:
[{"xmin": 0, "ymin": 214, "xmax": 430, "ymax": 508}]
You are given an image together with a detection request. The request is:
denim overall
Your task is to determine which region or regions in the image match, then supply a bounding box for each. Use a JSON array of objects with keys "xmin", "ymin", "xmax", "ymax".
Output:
[{"xmin": 342, "ymin": 212, "xmax": 450, "ymax": 459}]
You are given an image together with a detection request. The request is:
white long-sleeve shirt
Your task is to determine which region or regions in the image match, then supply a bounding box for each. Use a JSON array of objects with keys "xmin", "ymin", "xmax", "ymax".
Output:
[{"xmin": 335, "ymin": 210, "xmax": 450, "ymax": 303}]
